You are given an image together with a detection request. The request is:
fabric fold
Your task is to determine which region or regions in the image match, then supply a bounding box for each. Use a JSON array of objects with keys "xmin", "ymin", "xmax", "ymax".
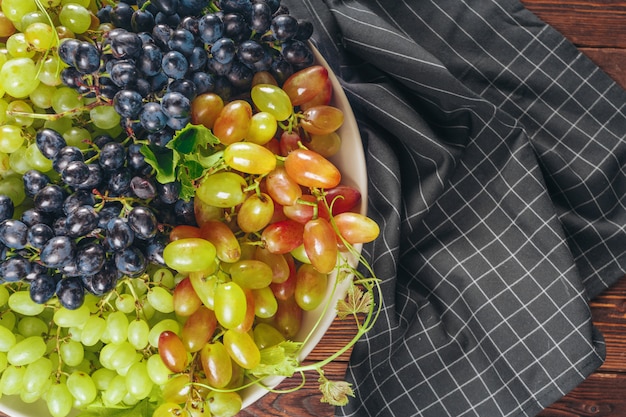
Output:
[{"xmin": 282, "ymin": 0, "xmax": 625, "ymax": 416}]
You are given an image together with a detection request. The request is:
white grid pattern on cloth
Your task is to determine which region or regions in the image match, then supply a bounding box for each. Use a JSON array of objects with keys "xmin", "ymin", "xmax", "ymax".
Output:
[{"xmin": 280, "ymin": 0, "xmax": 624, "ymax": 416}]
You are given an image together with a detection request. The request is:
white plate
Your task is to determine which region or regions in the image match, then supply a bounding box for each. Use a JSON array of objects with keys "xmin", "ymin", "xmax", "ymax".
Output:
[{"xmin": 0, "ymin": 44, "xmax": 366, "ymax": 416}]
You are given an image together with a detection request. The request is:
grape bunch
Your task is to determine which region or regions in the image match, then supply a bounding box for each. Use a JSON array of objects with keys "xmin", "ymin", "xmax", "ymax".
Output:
[{"xmin": 57, "ymin": 0, "xmax": 316, "ymax": 148}]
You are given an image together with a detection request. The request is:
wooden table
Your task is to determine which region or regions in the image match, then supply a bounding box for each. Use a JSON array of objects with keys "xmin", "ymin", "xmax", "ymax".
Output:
[{"xmin": 244, "ymin": 1, "xmax": 626, "ymax": 416}]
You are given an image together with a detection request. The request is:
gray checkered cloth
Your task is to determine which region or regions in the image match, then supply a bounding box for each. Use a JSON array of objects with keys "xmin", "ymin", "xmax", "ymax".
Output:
[{"xmin": 282, "ymin": 0, "xmax": 626, "ymax": 416}]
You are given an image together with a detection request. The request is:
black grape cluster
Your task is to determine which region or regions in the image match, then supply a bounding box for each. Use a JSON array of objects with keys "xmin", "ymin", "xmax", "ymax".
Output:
[
  {"xmin": 0, "ymin": 127, "xmax": 196, "ymax": 310},
  {"xmin": 60, "ymin": 0, "xmax": 314, "ymax": 146}
]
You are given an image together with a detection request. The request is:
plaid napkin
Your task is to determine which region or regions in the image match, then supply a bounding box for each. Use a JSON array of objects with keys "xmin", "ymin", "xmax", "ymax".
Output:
[{"xmin": 281, "ymin": 0, "xmax": 626, "ymax": 416}]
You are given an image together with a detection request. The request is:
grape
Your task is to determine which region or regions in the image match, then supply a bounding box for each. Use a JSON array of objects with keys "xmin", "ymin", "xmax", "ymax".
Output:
[
  {"xmin": 110, "ymin": 60, "xmax": 139, "ymax": 88},
  {"xmin": 113, "ymin": 89, "xmax": 144, "ymax": 118},
  {"xmin": 158, "ymin": 330, "xmax": 188, "ymax": 373},
  {"xmin": 0, "ymin": 194, "xmax": 15, "ymax": 222},
  {"xmin": 59, "ymin": 3, "xmax": 91, "ymax": 34},
  {"xmin": 39, "ymin": 236, "xmax": 75, "ymax": 268},
  {"xmin": 27, "ymin": 223, "xmax": 54, "ymax": 249},
  {"xmin": 105, "ymin": 217, "xmax": 135, "ymax": 250},
  {"xmin": 74, "ymin": 41, "xmax": 101, "ymax": 74},
  {"xmin": 114, "ymin": 246, "xmax": 147, "ymax": 277},
  {"xmin": 214, "ymin": 282, "xmax": 246, "ymax": 329},
  {"xmin": 61, "ymin": 160, "xmax": 90, "ymax": 186},
  {"xmin": 0, "ymin": 57, "xmax": 39, "ymax": 99},
  {"xmin": 198, "ymin": 13, "xmax": 223, "ymax": 44},
  {"xmin": 128, "ymin": 205, "xmax": 158, "ymax": 239},
  {"xmin": 56, "ymin": 276, "xmax": 85, "ymax": 310},
  {"xmin": 137, "ymin": 42, "xmax": 163, "ymax": 76},
  {"xmin": 67, "ymin": 371, "xmax": 97, "ymax": 405},
  {"xmin": 99, "ymin": 141, "xmax": 126, "ymax": 171},
  {"xmin": 29, "ymin": 273, "xmax": 58, "ymax": 304},
  {"xmin": 7, "ymin": 335, "xmax": 46, "ymax": 365},
  {"xmin": 162, "ymin": 50, "xmax": 189, "ymax": 80},
  {"xmin": 200, "ymin": 341, "xmax": 232, "ymax": 388},
  {"xmin": 0, "ymin": 325, "xmax": 17, "ymax": 352},
  {"xmin": 222, "ymin": 329, "xmax": 260, "ymax": 369},
  {"xmin": 90, "ymin": 105, "xmax": 122, "ymax": 130},
  {"xmin": 36, "ymin": 128, "xmax": 67, "ymax": 159},
  {"xmin": 334, "ymin": 212, "xmax": 381, "ymax": 244},
  {"xmin": 0, "ymin": 218, "xmax": 28, "ymax": 249},
  {"xmin": 211, "ymin": 37, "xmax": 237, "ymax": 64},
  {"xmin": 0, "ymin": 124, "xmax": 25, "ymax": 154},
  {"xmin": 126, "ymin": 361, "xmax": 153, "ymax": 400},
  {"xmin": 131, "ymin": 9, "xmax": 155, "ymax": 32},
  {"xmin": 23, "ymin": 356, "xmax": 52, "ymax": 393}
]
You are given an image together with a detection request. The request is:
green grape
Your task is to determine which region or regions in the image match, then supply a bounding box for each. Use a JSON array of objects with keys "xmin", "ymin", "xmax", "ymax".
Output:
[
  {"xmin": 0, "ymin": 173, "xmax": 26, "ymax": 205},
  {"xmin": 6, "ymin": 99, "xmax": 34, "ymax": 126},
  {"xmin": 80, "ymin": 315, "xmax": 106, "ymax": 346},
  {"xmin": 23, "ymin": 356, "xmax": 53, "ymax": 393},
  {"xmin": 223, "ymin": 329, "xmax": 261, "ymax": 370},
  {"xmin": 61, "ymin": 0, "xmax": 90, "ymax": 7},
  {"xmin": 0, "ymin": 151, "xmax": 10, "ymax": 175},
  {"xmin": 0, "ymin": 98, "xmax": 8, "ymax": 124},
  {"xmin": 0, "ymin": 351, "xmax": 7, "ymax": 372},
  {"xmin": 8, "ymin": 290, "xmax": 45, "ymax": 316},
  {"xmin": 9, "ymin": 145, "xmax": 32, "ymax": 174},
  {"xmin": 59, "ymin": 339, "xmax": 84, "ymax": 367},
  {"xmin": 108, "ymin": 341, "xmax": 138, "ymax": 370},
  {"xmin": 38, "ymin": 55, "xmax": 64, "ymax": 86},
  {"xmin": 0, "ymin": 364, "xmax": 25, "ymax": 395},
  {"xmin": 196, "ymin": 171, "xmax": 248, "ymax": 208},
  {"xmin": 253, "ymin": 322, "xmax": 285, "ymax": 349},
  {"xmin": 52, "ymin": 86, "xmax": 84, "ymax": 114},
  {"xmin": 23, "ymin": 22, "xmax": 55, "ymax": 51},
  {"xmin": 153, "ymin": 402, "xmax": 187, "ymax": 417},
  {"xmin": 148, "ymin": 318, "xmax": 180, "ymax": 348},
  {"xmin": 45, "ymin": 381, "xmax": 74, "ymax": 417},
  {"xmin": 62, "ymin": 125, "xmax": 91, "ymax": 150},
  {"xmin": 246, "ymin": 111, "xmax": 277, "ymax": 145},
  {"xmin": 17, "ymin": 316, "xmax": 48, "ymax": 337},
  {"xmin": 1, "ymin": 0, "xmax": 37, "ymax": 23},
  {"xmin": 90, "ymin": 105, "xmax": 121, "ymax": 130},
  {"xmin": 163, "ymin": 238, "xmax": 218, "ymax": 273},
  {"xmin": 54, "ymin": 303, "xmax": 90, "ymax": 328},
  {"xmin": 125, "ymin": 361, "xmax": 153, "ymax": 400},
  {"xmin": 58, "ymin": 3, "xmax": 91, "ymax": 34},
  {"xmin": 252, "ymin": 286, "xmax": 278, "ymax": 319},
  {"xmin": 0, "ymin": 123, "xmax": 25, "ymax": 153},
  {"xmin": 102, "ymin": 374, "xmax": 127, "ymax": 406},
  {"xmin": 7, "ymin": 335, "xmax": 46, "ymax": 365},
  {"xmin": 0, "ymin": 311, "xmax": 16, "ymax": 331},
  {"xmin": 0, "ymin": 57, "xmax": 40, "ymax": 98},
  {"xmin": 251, "ymin": 84, "xmax": 293, "ymax": 121},
  {"xmin": 230, "ymin": 259, "xmax": 274, "ymax": 289},
  {"xmin": 214, "ymin": 282, "xmax": 247, "ymax": 329},
  {"xmin": 26, "ymin": 142, "xmax": 55, "ymax": 172},
  {"xmin": 105, "ymin": 310, "xmax": 129, "ymax": 344},
  {"xmin": 67, "ymin": 370, "xmax": 97, "ymax": 406},
  {"xmin": 19, "ymin": 10, "xmax": 48, "ymax": 27},
  {"xmin": 127, "ymin": 318, "xmax": 150, "ymax": 350},
  {"xmin": 115, "ymin": 293, "xmax": 135, "ymax": 314},
  {"xmin": 0, "ymin": 285, "xmax": 9, "ymax": 305},
  {"xmin": 29, "ymin": 80, "xmax": 57, "ymax": 109},
  {"xmin": 146, "ymin": 353, "xmax": 173, "ymax": 385},
  {"xmin": 152, "ymin": 268, "xmax": 176, "ymax": 289},
  {"xmin": 91, "ymin": 367, "xmax": 116, "ymax": 391},
  {"xmin": 208, "ymin": 391, "xmax": 243, "ymax": 417},
  {"xmin": 0, "ymin": 324, "xmax": 17, "ymax": 352},
  {"xmin": 146, "ymin": 286, "xmax": 175, "ymax": 313},
  {"xmin": 44, "ymin": 116, "xmax": 73, "ymax": 133},
  {"xmin": 6, "ymin": 32, "xmax": 36, "ymax": 57}
]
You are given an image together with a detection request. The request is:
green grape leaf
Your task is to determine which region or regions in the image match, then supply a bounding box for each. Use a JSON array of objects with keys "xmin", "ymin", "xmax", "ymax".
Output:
[
  {"xmin": 167, "ymin": 123, "xmax": 220, "ymax": 155},
  {"xmin": 139, "ymin": 144, "xmax": 179, "ymax": 184},
  {"xmin": 318, "ymin": 378, "xmax": 355, "ymax": 406},
  {"xmin": 75, "ymin": 398, "xmax": 157, "ymax": 417},
  {"xmin": 177, "ymin": 160, "xmax": 205, "ymax": 201},
  {"xmin": 251, "ymin": 341, "xmax": 303, "ymax": 377},
  {"xmin": 336, "ymin": 284, "xmax": 372, "ymax": 319}
]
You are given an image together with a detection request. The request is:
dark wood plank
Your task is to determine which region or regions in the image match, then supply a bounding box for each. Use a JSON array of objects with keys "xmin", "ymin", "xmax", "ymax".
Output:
[{"xmin": 522, "ymin": 1, "xmax": 626, "ymax": 48}]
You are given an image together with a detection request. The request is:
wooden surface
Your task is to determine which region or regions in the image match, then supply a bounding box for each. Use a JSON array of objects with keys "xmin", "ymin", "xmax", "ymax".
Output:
[
  {"xmin": 242, "ymin": 1, "xmax": 626, "ymax": 416},
  {"xmin": 1, "ymin": 1, "xmax": 624, "ymax": 417}
]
